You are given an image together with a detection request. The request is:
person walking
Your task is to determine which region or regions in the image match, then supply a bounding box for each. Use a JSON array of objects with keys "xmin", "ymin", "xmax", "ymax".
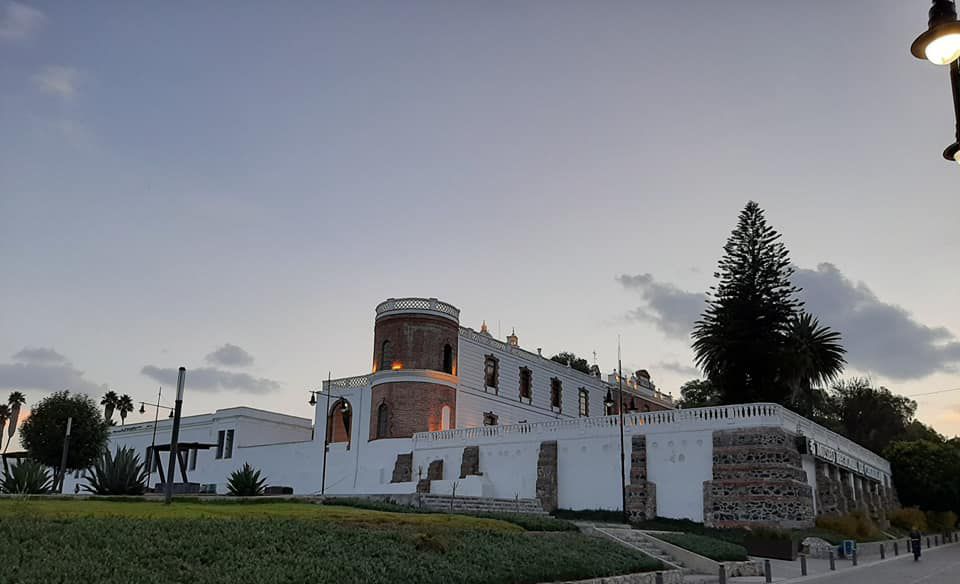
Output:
[{"xmin": 910, "ymin": 526, "xmax": 923, "ymax": 561}]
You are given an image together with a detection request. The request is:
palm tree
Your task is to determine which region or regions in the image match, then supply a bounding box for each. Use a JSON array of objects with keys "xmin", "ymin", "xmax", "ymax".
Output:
[
  {"xmin": 101, "ymin": 391, "xmax": 119, "ymax": 424},
  {"xmin": 782, "ymin": 312, "xmax": 846, "ymax": 418},
  {"xmin": 4, "ymin": 392, "xmax": 26, "ymax": 454},
  {"xmin": 0, "ymin": 404, "xmax": 9, "ymax": 453},
  {"xmin": 117, "ymin": 394, "xmax": 134, "ymax": 426}
]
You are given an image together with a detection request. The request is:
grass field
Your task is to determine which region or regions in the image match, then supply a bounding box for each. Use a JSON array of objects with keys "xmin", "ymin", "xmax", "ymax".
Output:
[{"xmin": 0, "ymin": 499, "xmax": 661, "ymax": 584}]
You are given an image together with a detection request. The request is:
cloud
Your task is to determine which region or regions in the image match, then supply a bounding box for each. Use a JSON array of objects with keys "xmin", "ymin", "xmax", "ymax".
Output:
[
  {"xmin": 32, "ymin": 66, "xmax": 81, "ymax": 99},
  {"xmin": 616, "ymin": 273, "xmax": 706, "ymax": 339},
  {"xmin": 618, "ymin": 263, "xmax": 960, "ymax": 381},
  {"xmin": 140, "ymin": 366, "xmax": 281, "ymax": 394},
  {"xmin": 205, "ymin": 343, "xmax": 254, "ymax": 367},
  {"xmin": 795, "ymin": 263, "xmax": 960, "ymax": 381},
  {"xmin": 655, "ymin": 361, "xmax": 700, "ymax": 377},
  {"xmin": 0, "ymin": 1, "xmax": 45, "ymax": 42},
  {"xmin": 12, "ymin": 347, "xmax": 68, "ymax": 365},
  {"xmin": 0, "ymin": 348, "xmax": 104, "ymax": 394}
]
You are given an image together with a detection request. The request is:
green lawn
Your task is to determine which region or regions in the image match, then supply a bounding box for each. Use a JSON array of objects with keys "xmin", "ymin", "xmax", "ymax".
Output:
[{"xmin": 0, "ymin": 499, "xmax": 661, "ymax": 584}]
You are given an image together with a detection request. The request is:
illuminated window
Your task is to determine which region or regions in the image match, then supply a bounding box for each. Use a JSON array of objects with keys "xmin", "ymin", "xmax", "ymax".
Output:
[
  {"xmin": 441, "ymin": 405, "xmax": 451, "ymax": 431},
  {"xmin": 376, "ymin": 402, "xmax": 389, "ymax": 438},
  {"xmin": 380, "ymin": 340, "xmax": 392, "ymax": 372},
  {"xmin": 442, "ymin": 344, "xmax": 454, "ymax": 374},
  {"xmin": 484, "ymin": 355, "xmax": 499, "ymax": 390},
  {"xmin": 519, "ymin": 367, "xmax": 532, "ymax": 400},
  {"xmin": 550, "ymin": 378, "xmax": 562, "ymax": 410},
  {"xmin": 578, "ymin": 388, "xmax": 589, "ymax": 417}
]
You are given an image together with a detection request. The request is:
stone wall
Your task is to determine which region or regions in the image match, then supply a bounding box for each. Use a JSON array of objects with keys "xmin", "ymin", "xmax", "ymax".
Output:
[
  {"xmin": 536, "ymin": 440, "xmax": 558, "ymax": 512},
  {"xmin": 815, "ymin": 460, "xmax": 847, "ymax": 516},
  {"xmin": 626, "ymin": 434, "xmax": 656, "ymax": 521},
  {"xmin": 391, "ymin": 452, "xmax": 412, "ymax": 483},
  {"xmin": 703, "ymin": 428, "xmax": 815, "ymax": 528}
]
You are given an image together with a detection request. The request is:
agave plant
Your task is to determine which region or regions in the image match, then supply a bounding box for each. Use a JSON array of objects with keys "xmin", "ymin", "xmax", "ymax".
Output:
[
  {"xmin": 226, "ymin": 463, "xmax": 267, "ymax": 496},
  {"xmin": 0, "ymin": 459, "xmax": 53, "ymax": 494},
  {"xmin": 83, "ymin": 446, "xmax": 148, "ymax": 495}
]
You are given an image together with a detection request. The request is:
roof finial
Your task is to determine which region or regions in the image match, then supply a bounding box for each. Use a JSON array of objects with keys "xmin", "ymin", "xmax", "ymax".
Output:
[{"xmin": 480, "ymin": 320, "xmax": 491, "ymax": 336}]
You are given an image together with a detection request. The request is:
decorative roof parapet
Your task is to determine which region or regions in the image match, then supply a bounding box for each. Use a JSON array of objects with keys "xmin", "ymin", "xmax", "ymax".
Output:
[{"xmin": 375, "ymin": 297, "xmax": 460, "ymax": 322}]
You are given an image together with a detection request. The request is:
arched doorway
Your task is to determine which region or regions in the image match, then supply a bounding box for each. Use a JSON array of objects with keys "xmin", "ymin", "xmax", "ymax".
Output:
[{"xmin": 327, "ymin": 399, "xmax": 353, "ymax": 444}]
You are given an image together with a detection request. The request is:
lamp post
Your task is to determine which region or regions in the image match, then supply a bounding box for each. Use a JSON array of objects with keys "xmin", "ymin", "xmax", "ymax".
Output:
[
  {"xmin": 911, "ymin": 0, "xmax": 960, "ymax": 163},
  {"xmin": 138, "ymin": 387, "xmax": 174, "ymax": 489},
  {"xmin": 310, "ymin": 372, "xmax": 333, "ymax": 496},
  {"xmin": 163, "ymin": 367, "xmax": 186, "ymax": 505},
  {"xmin": 56, "ymin": 417, "xmax": 72, "ymax": 493},
  {"xmin": 603, "ymin": 338, "xmax": 628, "ymax": 524}
]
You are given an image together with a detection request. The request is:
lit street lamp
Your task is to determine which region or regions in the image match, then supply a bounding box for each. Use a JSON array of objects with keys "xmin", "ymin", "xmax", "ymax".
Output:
[{"xmin": 911, "ymin": 0, "xmax": 960, "ymax": 163}]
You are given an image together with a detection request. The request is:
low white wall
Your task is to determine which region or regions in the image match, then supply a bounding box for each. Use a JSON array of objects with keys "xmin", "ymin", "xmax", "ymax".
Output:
[{"xmin": 557, "ymin": 434, "xmax": 629, "ymax": 511}]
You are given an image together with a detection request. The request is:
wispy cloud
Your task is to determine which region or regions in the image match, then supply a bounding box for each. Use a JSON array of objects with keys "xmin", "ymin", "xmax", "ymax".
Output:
[
  {"xmin": 0, "ymin": 347, "xmax": 104, "ymax": 394},
  {"xmin": 140, "ymin": 365, "xmax": 281, "ymax": 394},
  {"xmin": 13, "ymin": 347, "xmax": 68, "ymax": 365},
  {"xmin": 616, "ymin": 273, "xmax": 705, "ymax": 339},
  {"xmin": 617, "ymin": 263, "xmax": 960, "ymax": 381},
  {"xmin": 655, "ymin": 360, "xmax": 700, "ymax": 377},
  {"xmin": 0, "ymin": 1, "xmax": 45, "ymax": 42},
  {"xmin": 205, "ymin": 343, "xmax": 254, "ymax": 367},
  {"xmin": 33, "ymin": 66, "xmax": 81, "ymax": 99}
]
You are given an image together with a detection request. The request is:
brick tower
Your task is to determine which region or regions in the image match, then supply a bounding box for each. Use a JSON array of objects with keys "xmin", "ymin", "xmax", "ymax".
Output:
[{"xmin": 369, "ymin": 298, "xmax": 459, "ymax": 439}]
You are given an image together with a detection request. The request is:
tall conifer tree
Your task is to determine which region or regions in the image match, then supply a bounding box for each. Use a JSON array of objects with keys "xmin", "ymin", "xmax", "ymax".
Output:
[{"xmin": 692, "ymin": 201, "xmax": 802, "ymax": 404}]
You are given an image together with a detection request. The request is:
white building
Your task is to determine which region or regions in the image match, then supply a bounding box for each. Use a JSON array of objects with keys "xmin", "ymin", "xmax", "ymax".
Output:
[{"xmin": 62, "ymin": 298, "xmax": 896, "ymax": 528}]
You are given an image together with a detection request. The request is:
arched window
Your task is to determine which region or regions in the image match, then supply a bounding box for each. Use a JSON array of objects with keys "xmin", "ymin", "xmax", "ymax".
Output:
[
  {"xmin": 440, "ymin": 405, "xmax": 451, "ymax": 431},
  {"xmin": 442, "ymin": 344, "xmax": 454, "ymax": 374},
  {"xmin": 376, "ymin": 402, "xmax": 389, "ymax": 438},
  {"xmin": 380, "ymin": 340, "xmax": 391, "ymax": 372},
  {"xmin": 327, "ymin": 399, "xmax": 353, "ymax": 444},
  {"xmin": 578, "ymin": 388, "xmax": 589, "ymax": 417},
  {"xmin": 483, "ymin": 355, "xmax": 499, "ymax": 390}
]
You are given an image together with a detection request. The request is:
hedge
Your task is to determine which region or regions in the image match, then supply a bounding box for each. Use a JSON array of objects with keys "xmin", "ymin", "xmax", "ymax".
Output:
[{"xmin": 654, "ymin": 532, "xmax": 749, "ymax": 562}]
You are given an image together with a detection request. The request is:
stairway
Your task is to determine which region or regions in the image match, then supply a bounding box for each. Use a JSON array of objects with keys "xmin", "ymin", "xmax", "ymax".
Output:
[
  {"xmin": 594, "ymin": 527, "xmax": 693, "ymax": 574},
  {"xmin": 417, "ymin": 494, "xmax": 549, "ymax": 516}
]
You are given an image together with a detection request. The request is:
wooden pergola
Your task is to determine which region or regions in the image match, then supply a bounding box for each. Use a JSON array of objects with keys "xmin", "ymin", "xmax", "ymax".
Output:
[{"xmin": 149, "ymin": 442, "xmax": 218, "ymax": 486}]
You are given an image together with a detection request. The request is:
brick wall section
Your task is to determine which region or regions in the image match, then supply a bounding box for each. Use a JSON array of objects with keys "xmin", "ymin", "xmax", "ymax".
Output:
[
  {"xmin": 703, "ymin": 428, "xmax": 815, "ymax": 529},
  {"xmin": 460, "ymin": 445, "xmax": 480, "ymax": 478},
  {"xmin": 373, "ymin": 314, "xmax": 459, "ymax": 373},
  {"xmin": 327, "ymin": 399, "xmax": 352, "ymax": 443},
  {"xmin": 391, "ymin": 452, "xmax": 413, "ymax": 483},
  {"xmin": 369, "ymin": 381, "xmax": 456, "ymax": 439},
  {"xmin": 626, "ymin": 434, "xmax": 656, "ymax": 521},
  {"xmin": 536, "ymin": 441, "xmax": 558, "ymax": 512}
]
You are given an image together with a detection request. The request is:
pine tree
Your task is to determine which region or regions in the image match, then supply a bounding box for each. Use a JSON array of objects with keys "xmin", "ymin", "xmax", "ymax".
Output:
[{"xmin": 692, "ymin": 201, "xmax": 802, "ymax": 404}]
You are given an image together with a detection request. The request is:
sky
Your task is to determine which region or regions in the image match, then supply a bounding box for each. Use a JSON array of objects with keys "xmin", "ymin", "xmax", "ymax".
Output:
[{"xmin": 2, "ymin": 1, "xmax": 959, "ymax": 440}]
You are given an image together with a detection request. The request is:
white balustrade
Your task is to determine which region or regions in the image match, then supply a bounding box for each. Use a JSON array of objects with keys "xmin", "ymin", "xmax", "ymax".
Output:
[{"xmin": 375, "ymin": 297, "xmax": 460, "ymax": 320}]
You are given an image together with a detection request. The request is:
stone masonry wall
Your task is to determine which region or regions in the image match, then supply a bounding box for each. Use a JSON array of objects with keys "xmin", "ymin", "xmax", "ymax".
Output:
[
  {"xmin": 626, "ymin": 434, "xmax": 656, "ymax": 522},
  {"xmin": 536, "ymin": 441, "xmax": 558, "ymax": 512},
  {"xmin": 460, "ymin": 445, "xmax": 480, "ymax": 478},
  {"xmin": 704, "ymin": 428, "xmax": 815, "ymax": 529},
  {"xmin": 391, "ymin": 452, "xmax": 413, "ymax": 483}
]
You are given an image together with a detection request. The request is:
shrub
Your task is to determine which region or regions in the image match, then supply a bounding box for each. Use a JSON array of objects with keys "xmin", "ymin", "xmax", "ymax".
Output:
[
  {"xmin": 890, "ymin": 507, "xmax": 928, "ymax": 532},
  {"xmin": 1, "ymin": 459, "xmax": 53, "ymax": 494},
  {"xmin": 226, "ymin": 463, "xmax": 267, "ymax": 496},
  {"xmin": 655, "ymin": 532, "xmax": 748, "ymax": 561},
  {"xmin": 926, "ymin": 510, "xmax": 958, "ymax": 532},
  {"xmin": 815, "ymin": 511, "xmax": 881, "ymax": 541},
  {"xmin": 747, "ymin": 526, "xmax": 793, "ymax": 541},
  {"xmin": 83, "ymin": 447, "xmax": 148, "ymax": 495}
]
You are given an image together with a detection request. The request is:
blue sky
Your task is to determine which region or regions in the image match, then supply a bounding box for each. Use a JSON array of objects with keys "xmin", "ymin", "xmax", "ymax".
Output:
[{"xmin": 2, "ymin": 1, "xmax": 960, "ymax": 436}]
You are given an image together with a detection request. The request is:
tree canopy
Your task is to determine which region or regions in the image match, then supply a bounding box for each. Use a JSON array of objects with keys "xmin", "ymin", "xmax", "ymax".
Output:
[
  {"xmin": 20, "ymin": 391, "xmax": 109, "ymax": 471},
  {"xmin": 676, "ymin": 379, "xmax": 721, "ymax": 409},
  {"xmin": 549, "ymin": 352, "xmax": 596, "ymax": 376},
  {"xmin": 692, "ymin": 201, "xmax": 845, "ymax": 408}
]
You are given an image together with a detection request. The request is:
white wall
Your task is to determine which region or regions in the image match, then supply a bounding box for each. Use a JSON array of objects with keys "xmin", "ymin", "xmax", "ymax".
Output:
[
  {"xmin": 645, "ymin": 429, "xmax": 714, "ymax": 521},
  {"xmin": 557, "ymin": 434, "xmax": 629, "ymax": 510}
]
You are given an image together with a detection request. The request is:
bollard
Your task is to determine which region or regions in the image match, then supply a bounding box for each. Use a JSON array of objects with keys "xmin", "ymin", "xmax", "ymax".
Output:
[
  {"xmin": 800, "ymin": 554, "xmax": 807, "ymax": 576},
  {"xmin": 880, "ymin": 543, "xmax": 885, "ymax": 559},
  {"xmin": 829, "ymin": 550, "xmax": 836, "ymax": 571},
  {"xmin": 852, "ymin": 548, "xmax": 858, "ymax": 566},
  {"xmin": 655, "ymin": 571, "xmax": 663, "ymax": 584},
  {"xmin": 936, "ymin": 535, "xmax": 940, "ymax": 546},
  {"xmin": 764, "ymin": 559, "xmax": 772, "ymax": 583},
  {"xmin": 718, "ymin": 564, "xmax": 727, "ymax": 584},
  {"xmin": 894, "ymin": 541, "xmax": 899, "ymax": 556},
  {"xmin": 927, "ymin": 536, "xmax": 931, "ymax": 549}
]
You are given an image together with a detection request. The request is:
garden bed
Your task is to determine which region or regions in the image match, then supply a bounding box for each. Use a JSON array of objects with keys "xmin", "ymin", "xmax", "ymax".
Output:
[
  {"xmin": 652, "ymin": 532, "xmax": 749, "ymax": 562},
  {"xmin": 0, "ymin": 499, "xmax": 659, "ymax": 583}
]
